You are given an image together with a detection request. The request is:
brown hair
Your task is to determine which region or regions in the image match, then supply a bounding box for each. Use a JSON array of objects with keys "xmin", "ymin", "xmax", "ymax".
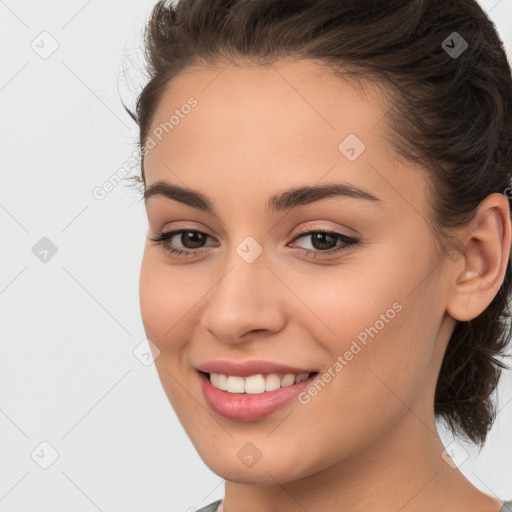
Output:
[{"xmin": 125, "ymin": 0, "xmax": 512, "ymax": 446}]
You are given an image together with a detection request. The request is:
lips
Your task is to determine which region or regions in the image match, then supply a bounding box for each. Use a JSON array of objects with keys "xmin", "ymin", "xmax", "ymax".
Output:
[
  {"xmin": 198, "ymin": 370, "xmax": 319, "ymax": 421},
  {"xmin": 196, "ymin": 359, "xmax": 318, "ymax": 377}
]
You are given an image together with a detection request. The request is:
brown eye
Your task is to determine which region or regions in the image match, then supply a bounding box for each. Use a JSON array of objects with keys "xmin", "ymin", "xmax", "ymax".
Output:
[
  {"xmin": 150, "ymin": 229, "xmax": 217, "ymax": 257},
  {"xmin": 150, "ymin": 228, "xmax": 359, "ymax": 260},
  {"xmin": 178, "ymin": 231, "xmax": 207, "ymax": 249},
  {"xmin": 289, "ymin": 230, "xmax": 360, "ymax": 258},
  {"xmin": 308, "ymin": 232, "xmax": 338, "ymax": 251}
]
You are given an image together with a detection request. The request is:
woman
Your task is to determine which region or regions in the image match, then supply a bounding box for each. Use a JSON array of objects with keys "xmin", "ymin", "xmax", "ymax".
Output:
[{"xmin": 127, "ymin": 0, "xmax": 512, "ymax": 510}]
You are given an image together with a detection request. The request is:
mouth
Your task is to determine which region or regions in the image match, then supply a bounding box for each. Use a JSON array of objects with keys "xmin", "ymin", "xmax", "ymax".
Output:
[
  {"xmin": 197, "ymin": 370, "xmax": 320, "ymax": 421},
  {"xmin": 200, "ymin": 370, "xmax": 320, "ymax": 394}
]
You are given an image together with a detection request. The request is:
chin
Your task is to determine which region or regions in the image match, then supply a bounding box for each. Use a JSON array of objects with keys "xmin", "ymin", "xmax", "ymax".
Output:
[{"xmin": 193, "ymin": 439, "xmax": 316, "ymax": 485}]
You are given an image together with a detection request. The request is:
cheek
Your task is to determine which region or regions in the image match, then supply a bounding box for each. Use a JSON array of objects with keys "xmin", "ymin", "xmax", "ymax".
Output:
[
  {"xmin": 139, "ymin": 249, "xmax": 201, "ymax": 350},
  {"xmin": 290, "ymin": 247, "xmax": 440, "ymax": 410},
  {"xmin": 290, "ymin": 258, "xmax": 405, "ymax": 351},
  {"xmin": 298, "ymin": 235, "xmax": 438, "ymax": 357},
  {"xmin": 139, "ymin": 251, "xmax": 167, "ymax": 343},
  {"xmin": 139, "ymin": 250, "xmax": 203, "ymax": 411}
]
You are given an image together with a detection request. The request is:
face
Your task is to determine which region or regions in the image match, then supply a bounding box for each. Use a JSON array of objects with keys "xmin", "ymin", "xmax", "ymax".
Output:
[{"xmin": 139, "ymin": 59, "xmax": 455, "ymax": 484}]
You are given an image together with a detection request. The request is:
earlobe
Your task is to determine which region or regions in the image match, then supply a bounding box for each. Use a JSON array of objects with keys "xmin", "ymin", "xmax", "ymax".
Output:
[{"xmin": 446, "ymin": 193, "xmax": 512, "ymax": 322}]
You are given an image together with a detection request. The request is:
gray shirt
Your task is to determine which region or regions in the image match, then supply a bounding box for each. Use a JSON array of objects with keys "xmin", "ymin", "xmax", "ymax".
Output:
[{"xmin": 196, "ymin": 498, "xmax": 512, "ymax": 511}]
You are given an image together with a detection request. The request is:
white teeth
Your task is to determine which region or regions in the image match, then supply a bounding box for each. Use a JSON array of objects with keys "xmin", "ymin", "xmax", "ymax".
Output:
[
  {"xmin": 210, "ymin": 372, "xmax": 228, "ymax": 391},
  {"xmin": 208, "ymin": 372, "xmax": 312, "ymax": 394},
  {"xmin": 265, "ymin": 373, "xmax": 281, "ymax": 392},
  {"xmin": 295, "ymin": 372, "xmax": 309, "ymax": 383},
  {"xmin": 217, "ymin": 373, "xmax": 228, "ymax": 390},
  {"xmin": 226, "ymin": 376, "xmax": 245, "ymax": 393},
  {"xmin": 281, "ymin": 374, "xmax": 295, "ymax": 387},
  {"xmin": 244, "ymin": 374, "xmax": 266, "ymax": 394}
]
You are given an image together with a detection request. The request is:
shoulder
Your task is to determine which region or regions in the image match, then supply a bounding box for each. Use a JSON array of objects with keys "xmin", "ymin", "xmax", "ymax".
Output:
[{"xmin": 196, "ymin": 499, "xmax": 223, "ymax": 512}]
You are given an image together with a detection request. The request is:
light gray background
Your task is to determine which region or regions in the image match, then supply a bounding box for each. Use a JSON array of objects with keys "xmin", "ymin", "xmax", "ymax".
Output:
[{"xmin": 1, "ymin": 1, "xmax": 511, "ymax": 511}]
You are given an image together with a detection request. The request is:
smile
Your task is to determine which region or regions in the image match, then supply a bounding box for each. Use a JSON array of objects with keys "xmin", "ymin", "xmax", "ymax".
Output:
[
  {"xmin": 198, "ymin": 370, "xmax": 320, "ymax": 421},
  {"xmin": 208, "ymin": 372, "xmax": 314, "ymax": 394}
]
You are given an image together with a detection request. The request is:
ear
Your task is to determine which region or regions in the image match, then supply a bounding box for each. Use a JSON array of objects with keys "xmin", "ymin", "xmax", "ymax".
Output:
[{"xmin": 446, "ymin": 193, "xmax": 511, "ymax": 322}]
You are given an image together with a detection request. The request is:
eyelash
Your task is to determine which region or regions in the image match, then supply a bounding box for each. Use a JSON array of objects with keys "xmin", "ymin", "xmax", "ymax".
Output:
[{"xmin": 149, "ymin": 228, "xmax": 360, "ymax": 259}]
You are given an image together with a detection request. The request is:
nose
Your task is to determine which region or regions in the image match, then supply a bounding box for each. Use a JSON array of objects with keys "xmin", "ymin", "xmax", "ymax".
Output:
[{"xmin": 199, "ymin": 249, "xmax": 287, "ymax": 345}]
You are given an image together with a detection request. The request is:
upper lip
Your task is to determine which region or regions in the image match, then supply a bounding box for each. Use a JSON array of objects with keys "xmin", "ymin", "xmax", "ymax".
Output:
[{"xmin": 196, "ymin": 359, "xmax": 318, "ymax": 377}]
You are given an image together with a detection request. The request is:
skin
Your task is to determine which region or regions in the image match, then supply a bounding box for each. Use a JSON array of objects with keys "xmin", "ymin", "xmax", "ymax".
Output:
[{"xmin": 138, "ymin": 59, "xmax": 510, "ymax": 512}]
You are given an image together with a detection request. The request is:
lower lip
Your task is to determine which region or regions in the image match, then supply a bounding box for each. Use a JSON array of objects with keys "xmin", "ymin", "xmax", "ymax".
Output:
[{"xmin": 198, "ymin": 371, "xmax": 317, "ymax": 421}]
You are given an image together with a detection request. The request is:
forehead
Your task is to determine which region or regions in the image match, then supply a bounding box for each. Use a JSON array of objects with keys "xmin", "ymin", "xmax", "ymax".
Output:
[
  {"xmin": 145, "ymin": 58, "xmax": 389, "ymax": 159},
  {"xmin": 142, "ymin": 59, "xmax": 429, "ymax": 215}
]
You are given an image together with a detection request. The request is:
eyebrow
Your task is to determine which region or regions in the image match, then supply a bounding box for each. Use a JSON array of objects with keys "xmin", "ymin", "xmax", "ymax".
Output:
[{"xmin": 144, "ymin": 179, "xmax": 382, "ymax": 214}]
